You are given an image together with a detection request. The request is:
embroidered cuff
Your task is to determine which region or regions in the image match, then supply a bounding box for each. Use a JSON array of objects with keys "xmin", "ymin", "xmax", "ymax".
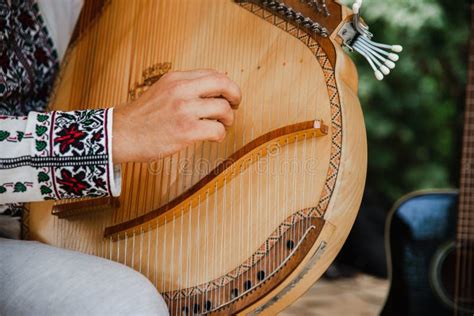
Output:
[{"xmin": 30, "ymin": 109, "xmax": 121, "ymax": 200}]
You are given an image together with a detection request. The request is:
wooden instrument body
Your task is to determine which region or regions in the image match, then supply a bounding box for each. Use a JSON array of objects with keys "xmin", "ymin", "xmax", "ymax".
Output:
[{"xmin": 29, "ymin": 1, "xmax": 367, "ymax": 314}]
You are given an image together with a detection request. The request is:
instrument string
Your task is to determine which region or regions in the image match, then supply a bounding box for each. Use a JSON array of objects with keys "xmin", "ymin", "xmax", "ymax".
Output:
[
  {"xmin": 139, "ymin": 6, "xmax": 156, "ymax": 217},
  {"xmin": 74, "ymin": 215, "xmax": 80, "ymax": 252},
  {"xmin": 108, "ymin": 236, "xmax": 113, "ymax": 260},
  {"xmin": 152, "ymin": 0, "xmax": 166, "ymax": 218},
  {"xmin": 279, "ymin": 143, "xmax": 285, "ymax": 271},
  {"xmin": 239, "ymin": 157, "xmax": 244, "ymax": 297},
  {"xmin": 186, "ymin": 203, "xmax": 192, "ymax": 314},
  {"xmin": 253, "ymin": 14, "xmax": 267, "ymax": 283},
  {"xmin": 257, "ymin": 153, "xmax": 263, "ymax": 286},
  {"xmin": 178, "ymin": 208, "xmax": 184, "ymax": 314},
  {"xmin": 102, "ymin": 212, "xmax": 107, "ymax": 257},
  {"xmin": 302, "ymin": 133, "xmax": 308, "ymax": 240},
  {"xmin": 213, "ymin": 181, "xmax": 219, "ymax": 308},
  {"xmin": 204, "ymin": 189, "xmax": 210, "ymax": 309},
  {"xmin": 230, "ymin": 169, "xmax": 236, "ymax": 296},
  {"xmin": 213, "ymin": 111, "xmax": 220, "ymax": 308},
  {"xmin": 54, "ymin": 213, "xmax": 59, "ymax": 248},
  {"xmin": 161, "ymin": 216, "xmax": 167, "ymax": 294},
  {"xmin": 154, "ymin": 220, "xmax": 159, "ymax": 287},
  {"xmin": 190, "ymin": 143, "xmax": 198, "ymax": 188},
  {"xmin": 247, "ymin": 146, "xmax": 252, "ymax": 293},
  {"xmin": 98, "ymin": 213, "xmax": 103, "ymax": 258},
  {"xmin": 219, "ymin": 178, "xmax": 227, "ymax": 306},
  {"xmin": 294, "ymin": 136, "xmax": 300, "ymax": 253},
  {"xmin": 296, "ymin": 37, "xmax": 306, "ymax": 247},
  {"xmin": 131, "ymin": 230, "xmax": 136, "ymax": 269},
  {"xmin": 178, "ymin": 0, "xmax": 192, "ymax": 200},
  {"xmin": 170, "ymin": 214, "xmax": 176, "ymax": 312},
  {"xmin": 285, "ymin": 139, "xmax": 290, "ymax": 266},
  {"xmin": 232, "ymin": 5, "xmax": 252, "ymax": 297},
  {"xmin": 102, "ymin": 230, "xmax": 106, "ymax": 259},
  {"xmin": 122, "ymin": 231, "xmax": 126, "ymax": 265},
  {"xmin": 196, "ymin": 195, "xmax": 202, "ymax": 309},
  {"xmin": 263, "ymin": 163, "xmax": 269, "ymax": 279},
  {"xmin": 146, "ymin": 224, "xmax": 151, "ymax": 284},
  {"xmin": 134, "ymin": 2, "xmax": 152, "ymax": 256},
  {"xmin": 61, "ymin": 208, "xmax": 68, "ymax": 249},
  {"xmin": 274, "ymin": 29, "xmax": 283, "ymax": 268},
  {"xmin": 162, "ymin": 0, "xmax": 178, "ymax": 212},
  {"xmin": 78, "ymin": 214, "xmax": 84, "ymax": 252},
  {"xmin": 218, "ymin": 5, "xmax": 232, "ymax": 302},
  {"xmin": 148, "ymin": 0, "xmax": 160, "ymax": 279},
  {"xmin": 117, "ymin": 234, "xmax": 120, "ymax": 262},
  {"xmin": 293, "ymin": 138, "xmax": 298, "ymax": 262},
  {"xmin": 139, "ymin": 226, "xmax": 144, "ymax": 273}
]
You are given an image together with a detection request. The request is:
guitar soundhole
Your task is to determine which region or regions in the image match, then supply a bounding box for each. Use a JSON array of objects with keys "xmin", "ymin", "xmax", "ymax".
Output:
[
  {"xmin": 432, "ymin": 241, "xmax": 474, "ymax": 313},
  {"xmin": 257, "ymin": 270, "xmax": 266, "ymax": 281}
]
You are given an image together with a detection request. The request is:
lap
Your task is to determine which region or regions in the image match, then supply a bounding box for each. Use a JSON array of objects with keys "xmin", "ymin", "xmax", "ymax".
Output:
[{"xmin": 0, "ymin": 238, "xmax": 169, "ymax": 316}]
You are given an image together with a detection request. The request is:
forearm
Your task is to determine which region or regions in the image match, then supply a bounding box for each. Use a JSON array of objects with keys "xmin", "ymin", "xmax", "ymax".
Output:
[{"xmin": 0, "ymin": 109, "xmax": 121, "ymax": 204}]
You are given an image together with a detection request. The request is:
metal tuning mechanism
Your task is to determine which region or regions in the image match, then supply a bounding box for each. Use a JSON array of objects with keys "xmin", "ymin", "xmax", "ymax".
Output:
[
  {"xmin": 244, "ymin": 0, "xmax": 330, "ymax": 37},
  {"xmin": 338, "ymin": 0, "xmax": 403, "ymax": 80}
]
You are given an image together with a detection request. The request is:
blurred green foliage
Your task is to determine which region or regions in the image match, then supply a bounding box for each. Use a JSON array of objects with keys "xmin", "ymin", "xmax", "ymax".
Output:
[{"xmin": 341, "ymin": 0, "xmax": 470, "ymax": 205}]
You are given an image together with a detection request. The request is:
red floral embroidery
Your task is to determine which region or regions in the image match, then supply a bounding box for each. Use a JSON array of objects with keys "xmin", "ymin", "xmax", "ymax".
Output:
[
  {"xmin": 91, "ymin": 131, "xmax": 103, "ymax": 142},
  {"xmin": 54, "ymin": 123, "xmax": 86, "ymax": 154},
  {"xmin": 56, "ymin": 169, "xmax": 89, "ymax": 196}
]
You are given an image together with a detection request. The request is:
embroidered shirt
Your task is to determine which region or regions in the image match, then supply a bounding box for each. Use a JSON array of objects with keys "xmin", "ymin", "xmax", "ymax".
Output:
[{"xmin": 0, "ymin": 0, "xmax": 121, "ymax": 238}]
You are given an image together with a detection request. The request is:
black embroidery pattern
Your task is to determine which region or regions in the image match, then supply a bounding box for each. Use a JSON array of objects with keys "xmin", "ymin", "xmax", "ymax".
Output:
[
  {"xmin": 0, "ymin": 0, "xmax": 59, "ymax": 217},
  {"xmin": 0, "ymin": 0, "xmax": 59, "ymax": 116}
]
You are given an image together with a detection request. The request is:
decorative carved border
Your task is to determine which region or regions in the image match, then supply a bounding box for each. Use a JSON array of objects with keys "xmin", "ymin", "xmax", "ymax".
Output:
[{"xmin": 163, "ymin": 207, "xmax": 319, "ymax": 300}]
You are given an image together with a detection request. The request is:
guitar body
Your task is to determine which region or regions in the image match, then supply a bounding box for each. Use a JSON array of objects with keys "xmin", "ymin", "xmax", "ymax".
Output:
[
  {"xmin": 382, "ymin": 191, "xmax": 459, "ymax": 316},
  {"xmin": 383, "ymin": 5, "xmax": 474, "ymax": 315},
  {"xmin": 28, "ymin": 1, "xmax": 367, "ymax": 314}
]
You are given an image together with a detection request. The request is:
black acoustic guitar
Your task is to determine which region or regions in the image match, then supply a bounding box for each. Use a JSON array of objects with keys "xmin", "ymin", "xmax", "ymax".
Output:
[{"xmin": 381, "ymin": 4, "xmax": 474, "ymax": 316}]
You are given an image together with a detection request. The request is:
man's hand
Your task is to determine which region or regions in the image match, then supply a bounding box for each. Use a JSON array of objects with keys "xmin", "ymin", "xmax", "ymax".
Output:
[{"xmin": 112, "ymin": 69, "xmax": 242, "ymax": 163}]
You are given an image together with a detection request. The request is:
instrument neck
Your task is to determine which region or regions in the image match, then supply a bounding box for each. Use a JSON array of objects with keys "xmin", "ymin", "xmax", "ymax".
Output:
[{"xmin": 458, "ymin": 3, "xmax": 474, "ymax": 244}]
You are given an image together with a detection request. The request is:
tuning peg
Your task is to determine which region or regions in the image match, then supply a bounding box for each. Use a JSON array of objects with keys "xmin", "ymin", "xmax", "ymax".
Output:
[
  {"xmin": 352, "ymin": 0, "xmax": 363, "ymax": 14},
  {"xmin": 340, "ymin": 0, "xmax": 403, "ymax": 80},
  {"xmin": 384, "ymin": 60, "xmax": 396, "ymax": 69}
]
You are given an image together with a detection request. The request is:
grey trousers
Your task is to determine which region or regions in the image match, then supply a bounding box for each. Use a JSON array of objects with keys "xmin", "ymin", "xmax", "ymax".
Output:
[{"xmin": 0, "ymin": 238, "xmax": 169, "ymax": 316}]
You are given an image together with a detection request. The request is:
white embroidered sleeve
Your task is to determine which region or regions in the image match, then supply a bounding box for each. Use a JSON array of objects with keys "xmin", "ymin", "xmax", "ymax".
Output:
[{"xmin": 0, "ymin": 109, "xmax": 121, "ymax": 204}]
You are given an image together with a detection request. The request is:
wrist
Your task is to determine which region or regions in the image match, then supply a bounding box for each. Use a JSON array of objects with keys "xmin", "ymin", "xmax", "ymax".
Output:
[{"xmin": 112, "ymin": 107, "xmax": 130, "ymax": 164}]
